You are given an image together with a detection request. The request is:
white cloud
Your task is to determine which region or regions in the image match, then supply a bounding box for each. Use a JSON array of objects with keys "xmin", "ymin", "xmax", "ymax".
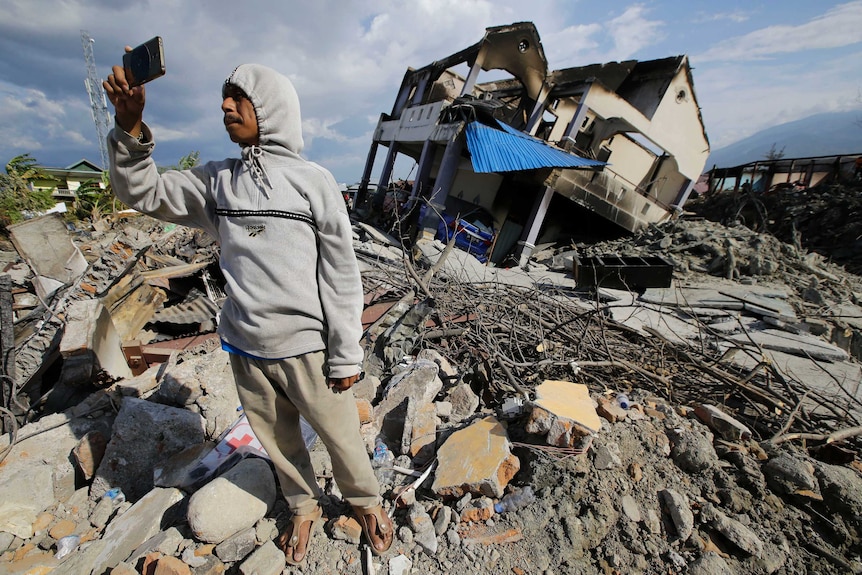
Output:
[
  {"xmin": 691, "ymin": 10, "xmax": 751, "ymax": 24},
  {"xmin": 696, "ymin": 1, "xmax": 862, "ymax": 62},
  {"xmin": 606, "ymin": 4, "xmax": 666, "ymax": 60},
  {"xmin": 543, "ymin": 4, "xmax": 664, "ymax": 65},
  {"xmin": 0, "ymin": 84, "xmax": 93, "ymax": 159}
]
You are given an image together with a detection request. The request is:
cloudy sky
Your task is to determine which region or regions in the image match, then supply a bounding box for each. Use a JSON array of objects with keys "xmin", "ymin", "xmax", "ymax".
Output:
[{"xmin": 1, "ymin": 0, "xmax": 861, "ymax": 184}]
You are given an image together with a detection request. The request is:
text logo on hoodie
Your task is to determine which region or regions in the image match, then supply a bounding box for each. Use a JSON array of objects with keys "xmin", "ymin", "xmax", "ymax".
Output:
[{"xmin": 246, "ymin": 224, "xmax": 266, "ymax": 237}]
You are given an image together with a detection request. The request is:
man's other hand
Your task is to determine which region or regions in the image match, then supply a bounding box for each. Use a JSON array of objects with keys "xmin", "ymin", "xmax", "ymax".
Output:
[
  {"xmin": 328, "ymin": 373, "xmax": 361, "ymax": 393},
  {"xmin": 102, "ymin": 46, "xmax": 145, "ymax": 138}
]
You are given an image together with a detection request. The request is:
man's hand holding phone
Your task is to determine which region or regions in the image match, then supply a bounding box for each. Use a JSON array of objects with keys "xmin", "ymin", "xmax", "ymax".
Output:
[{"xmin": 102, "ymin": 37, "xmax": 165, "ymax": 139}]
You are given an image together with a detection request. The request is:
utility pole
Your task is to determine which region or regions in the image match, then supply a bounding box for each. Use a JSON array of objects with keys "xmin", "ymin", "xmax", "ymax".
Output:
[{"xmin": 81, "ymin": 31, "xmax": 111, "ymax": 170}]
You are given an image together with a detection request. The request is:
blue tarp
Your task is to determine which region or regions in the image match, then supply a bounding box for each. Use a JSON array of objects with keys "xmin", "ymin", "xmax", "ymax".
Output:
[{"xmin": 465, "ymin": 119, "xmax": 606, "ymax": 174}]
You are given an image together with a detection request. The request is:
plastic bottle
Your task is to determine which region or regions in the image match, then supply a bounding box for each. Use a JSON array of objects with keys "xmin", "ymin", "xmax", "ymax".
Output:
[
  {"xmin": 372, "ymin": 438, "xmax": 395, "ymax": 483},
  {"xmin": 494, "ymin": 486, "xmax": 536, "ymax": 513},
  {"xmin": 616, "ymin": 393, "xmax": 630, "ymax": 410},
  {"xmin": 55, "ymin": 534, "xmax": 80, "ymax": 559},
  {"xmin": 103, "ymin": 487, "xmax": 126, "ymax": 505},
  {"xmin": 373, "ymin": 438, "xmax": 394, "ymax": 466}
]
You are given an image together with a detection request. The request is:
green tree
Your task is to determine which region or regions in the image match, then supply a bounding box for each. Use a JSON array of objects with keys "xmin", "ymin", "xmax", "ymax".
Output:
[
  {"xmin": 0, "ymin": 154, "xmax": 58, "ymax": 227},
  {"xmin": 73, "ymin": 170, "xmax": 126, "ymax": 222},
  {"xmin": 158, "ymin": 151, "xmax": 201, "ymax": 173}
]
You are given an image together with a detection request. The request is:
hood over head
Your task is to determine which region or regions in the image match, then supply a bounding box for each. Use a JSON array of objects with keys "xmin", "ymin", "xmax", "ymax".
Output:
[{"xmin": 224, "ymin": 64, "xmax": 304, "ymax": 156}]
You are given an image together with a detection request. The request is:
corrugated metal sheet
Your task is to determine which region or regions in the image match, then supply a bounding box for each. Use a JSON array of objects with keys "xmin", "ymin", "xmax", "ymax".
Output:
[{"xmin": 465, "ymin": 120, "xmax": 606, "ymax": 173}]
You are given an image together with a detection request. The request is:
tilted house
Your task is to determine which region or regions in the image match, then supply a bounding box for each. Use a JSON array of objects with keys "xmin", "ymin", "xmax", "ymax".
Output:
[
  {"xmin": 358, "ymin": 22, "xmax": 710, "ymax": 265},
  {"xmin": 30, "ymin": 159, "xmax": 105, "ymax": 201}
]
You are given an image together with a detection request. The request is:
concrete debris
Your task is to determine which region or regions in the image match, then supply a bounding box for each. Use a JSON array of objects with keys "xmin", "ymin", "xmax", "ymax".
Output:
[
  {"xmin": 1, "ymin": 190, "xmax": 862, "ymax": 575},
  {"xmin": 526, "ymin": 380, "xmax": 601, "ymax": 446}
]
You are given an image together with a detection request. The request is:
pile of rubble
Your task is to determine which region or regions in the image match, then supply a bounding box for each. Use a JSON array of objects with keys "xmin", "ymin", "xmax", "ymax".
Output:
[
  {"xmin": 1, "ymin": 208, "xmax": 861, "ymax": 575},
  {"xmin": 685, "ymin": 179, "xmax": 862, "ymax": 276}
]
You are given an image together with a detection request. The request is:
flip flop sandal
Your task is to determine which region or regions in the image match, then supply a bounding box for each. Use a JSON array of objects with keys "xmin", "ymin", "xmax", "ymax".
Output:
[
  {"xmin": 277, "ymin": 505, "xmax": 323, "ymax": 566},
  {"xmin": 352, "ymin": 504, "xmax": 393, "ymax": 555}
]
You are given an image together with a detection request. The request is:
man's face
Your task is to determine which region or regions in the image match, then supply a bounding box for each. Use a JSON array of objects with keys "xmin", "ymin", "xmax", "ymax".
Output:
[{"xmin": 222, "ymin": 84, "xmax": 259, "ymax": 145}]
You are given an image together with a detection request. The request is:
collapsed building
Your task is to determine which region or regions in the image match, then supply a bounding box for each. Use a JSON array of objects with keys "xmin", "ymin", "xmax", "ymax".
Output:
[{"xmin": 356, "ymin": 22, "xmax": 710, "ymax": 266}]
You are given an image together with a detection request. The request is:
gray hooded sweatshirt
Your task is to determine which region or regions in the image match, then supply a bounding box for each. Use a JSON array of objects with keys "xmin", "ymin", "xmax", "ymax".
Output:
[{"xmin": 108, "ymin": 64, "xmax": 363, "ymax": 378}]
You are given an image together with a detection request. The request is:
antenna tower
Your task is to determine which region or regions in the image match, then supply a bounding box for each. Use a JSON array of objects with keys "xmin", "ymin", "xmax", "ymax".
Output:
[{"xmin": 81, "ymin": 31, "xmax": 111, "ymax": 170}]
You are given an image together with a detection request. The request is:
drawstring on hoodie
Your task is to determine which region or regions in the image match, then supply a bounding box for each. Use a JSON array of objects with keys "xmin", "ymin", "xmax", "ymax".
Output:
[{"xmin": 242, "ymin": 145, "xmax": 272, "ymax": 198}]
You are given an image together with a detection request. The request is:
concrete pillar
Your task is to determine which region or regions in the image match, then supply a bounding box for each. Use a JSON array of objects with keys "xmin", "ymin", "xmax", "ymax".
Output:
[
  {"xmin": 412, "ymin": 74, "xmax": 430, "ymax": 105},
  {"xmin": 526, "ymin": 85, "xmax": 552, "ymax": 136},
  {"xmin": 515, "ymin": 185, "xmax": 555, "ymax": 267},
  {"xmin": 562, "ymin": 84, "xmax": 592, "ymax": 142},
  {"xmin": 460, "ymin": 52, "xmax": 486, "ymax": 97},
  {"xmin": 672, "ymin": 179, "xmax": 694, "ymax": 209},
  {"xmin": 372, "ymin": 143, "xmax": 400, "ymax": 208},
  {"xmin": 355, "ymin": 139, "xmax": 380, "ymax": 212},
  {"xmin": 410, "ymin": 140, "xmax": 435, "ymax": 205},
  {"xmin": 420, "ymin": 135, "xmax": 464, "ymax": 239}
]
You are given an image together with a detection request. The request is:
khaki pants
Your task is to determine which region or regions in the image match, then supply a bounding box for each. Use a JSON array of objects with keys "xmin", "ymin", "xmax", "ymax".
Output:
[{"xmin": 229, "ymin": 350, "xmax": 380, "ymax": 515}]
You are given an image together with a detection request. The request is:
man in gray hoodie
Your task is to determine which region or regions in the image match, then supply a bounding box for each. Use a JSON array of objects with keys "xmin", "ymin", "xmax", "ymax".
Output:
[{"xmin": 103, "ymin": 60, "xmax": 393, "ymax": 565}]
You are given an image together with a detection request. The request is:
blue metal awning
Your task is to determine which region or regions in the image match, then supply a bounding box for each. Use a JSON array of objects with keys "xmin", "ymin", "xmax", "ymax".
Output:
[{"xmin": 465, "ymin": 119, "xmax": 606, "ymax": 174}]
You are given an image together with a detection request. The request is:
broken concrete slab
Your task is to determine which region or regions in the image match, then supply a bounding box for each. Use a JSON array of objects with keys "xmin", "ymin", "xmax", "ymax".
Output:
[
  {"xmin": 526, "ymin": 380, "xmax": 601, "ymax": 447},
  {"xmin": 374, "ymin": 359, "xmax": 442, "ymax": 444},
  {"xmin": 59, "ymin": 299, "xmax": 133, "ymax": 384},
  {"xmin": 154, "ymin": 347, "xmax": 241, "ymax": 440},
  {"xmin": 403, "ymin": 399, "xmax": 437, "ymax": 462},
  {"xmin": 431, "ymin": 416, "xmax": 519, "ymax": 499},
  {"xmin": 90, "ymin": 397, "xmax": 205, "ymax": 502},
  {"xmin": 7, "ymin": 213, "xmax": 88, "ymax": 301},
  {"xmin": 51, "ymin": 487, "xmax": 186, "ymax": 575},
  {"xmin": 723, "ymin": 326, "xmax": 849, "ymax": 362},
  {"xmin": 0, "ymin": 408, "xmax": 114, "ymax": 538}
]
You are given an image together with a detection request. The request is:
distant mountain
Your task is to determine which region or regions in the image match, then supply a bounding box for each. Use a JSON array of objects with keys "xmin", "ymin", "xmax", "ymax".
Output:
[{"xmin": 705, "ymin": 110, "xmax": 862, "ymax": 171}]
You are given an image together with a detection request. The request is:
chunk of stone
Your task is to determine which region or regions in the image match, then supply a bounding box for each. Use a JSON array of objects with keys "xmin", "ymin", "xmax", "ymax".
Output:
[
  {"xmin": 157, "ymin": 348, "xmax": 241, "ymax": 440},
  {"xmin": 701, "ymin": 504, "xmax": 764, "ymax": 558},
  {"xmin": 433, "ymin": 506, "xmax": 452, "ymax": 536},
  {"xmin": 402, "ymin": 399, "xmax": 437, "ymax": 462},
  {"xmin": 667, "ymin": 426, "xmax": 717, "ymax": 473},
  {"xmin": 620, "ymin": 495, "xmax": 642, "ymax": 523},
  {"xmin": 689, "ymin": 552, "xmax": 734, "ymax": 575},
  {"xmin": 331, "ymin": 516, "xmax": 362, "ymax": 544},
  {"xmin": 91, "ymin": 397, "xmax": 205, "ymax": 502},
  {"xmin": 763, "ymin": 454, "xmax": 818, "ymax": 497},
  {"xmin": 71, "ymin": 434, "xmax": 107, "ymax": 488},
  {"xmin": 432, "ymin": 416, "xmax": 519, "ymax": 499},
  {"xmin": 447, "ymin": 383, "xmax": 479, "ymax": 420},
  {"xmin": 389, "ymin": 554, "xmax": 413, "ymax": 575},
  {"xmin": 526, "ymin": 381, "xmax": 600, "ymax": 447},
  {"xmin": 215, "ymin": 527, "xmax": 256, "ymax": 562},
  {"xmin": 416, "ymin": 349, "xmax": 458, "ymax": 381},
  {"xmin": 84, "ymin": 488, "xmax": 186, "ymax": 575},
  {"xmin": 0, "ymin": 463, "xmax": 55, "ymax": 538},
  {"xmin": 375, "ymin": 360, "xmax": 442, "ymax": 443},
  {"xmin": 127, "ymin": 526, "xmax": 184, "ymax": 566},
  {"xmin": 59, "ymin": 299, "xmax": 132, "ymax": 383},
  {"xmin": 660, "ymin": 489, "xmax": 693, "ymax": 541},
  {"xmin": 596, "ymin": 397, "xmax": 628, "ymax": 423},
  {"xmin": 187, "ymin": 458, "xmax": 276, "ymax": 544},
  {"xmin": 460, "ymin": 497, "xmax": 494, "ymax": 524},
  {"xmin": 408, "ymin": 504, "xmax": 438, "ymax": 556},
  {"xmin": 815, "ymin": 461, "xmax": 862, "ymax": 522},
  {"xmin": 694, "ymin": 404, "xmax": 752, "ymax": 441},
  {"xmin": 238, "ymin": 540, "xmax": 284, "ymax": 575},
  {"xmin": 593, "ymin": 441, "xmax": 622, "ymax": 470}
]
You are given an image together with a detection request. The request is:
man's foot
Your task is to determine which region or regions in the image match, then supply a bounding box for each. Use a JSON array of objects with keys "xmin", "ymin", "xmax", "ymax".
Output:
[
  {"xmin": 353, "ymin": 504, "xmax": 394, "ymax": 555},
  {"xmin": 277, "ymin": 506, "xmax": 323, "ymax": 566}
]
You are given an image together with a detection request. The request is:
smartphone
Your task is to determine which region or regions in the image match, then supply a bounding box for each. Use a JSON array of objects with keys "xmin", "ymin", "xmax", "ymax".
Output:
[{"xmin": 123, "ymin": 36, "xmax": 165, "ymax": 88}]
